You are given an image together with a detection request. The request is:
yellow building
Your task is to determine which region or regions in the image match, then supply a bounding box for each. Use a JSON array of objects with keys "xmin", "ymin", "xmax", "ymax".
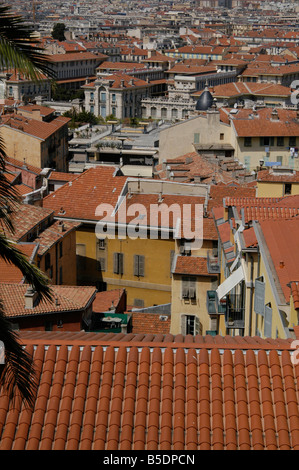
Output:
[
  {"xmin": 256, "ymin": 167, "xmax": 299, "ymax": 197},
  {"xmin": 170, "ymin": 219, "xmax": 220, "ymax": 336},
  {"xmin": 0, "ymin": 110, "xmax": 70, "ymax": 171},
  {"xmin": 214, "ymin": 196, "xmax": 299, "ymax": 339},
  {"xmin": 43, "ymin": 166, "xmax": 209, "ymax": 308}
]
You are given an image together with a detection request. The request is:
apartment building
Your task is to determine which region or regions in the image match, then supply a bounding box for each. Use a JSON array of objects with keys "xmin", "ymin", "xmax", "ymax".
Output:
[
  {"xmin": 0, "ymin": 71, "xmax": 51, "ymax": 102},
  {"xmin": 0, "ymin": 110, "xmax": 70, "ymax": 171},
  {"xmin": 1, "ymin": 203, "xmax": 80, "ymax": 287},
  {"xmin": 159, "ymin": 106, "xmax": 299, "ymax": 172},
  {"xmin": 47, "ymin": 51, "xmax": 107, "ymax": 91},
  {"xmin": 83, "ymin": 73, "xmax": 150, "ymax": 120},
  {"xmin": 213, "ymin": 195, "xmax": 299, "ymax": 339},
  {"xmin": 42, "ymin": 166, "xmax": 210, "ymax": 308}
]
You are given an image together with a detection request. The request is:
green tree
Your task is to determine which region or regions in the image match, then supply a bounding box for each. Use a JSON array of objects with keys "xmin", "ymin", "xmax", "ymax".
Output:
[
  {"xmin": 0, "ymin": 3, "xmax": 52, "ymax": 408},
  {"xmin": 51, "ymin": 23, "xmax": 66, "ymax": 42}
]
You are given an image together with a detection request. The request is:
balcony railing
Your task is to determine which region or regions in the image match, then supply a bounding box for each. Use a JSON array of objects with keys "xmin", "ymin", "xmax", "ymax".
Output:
[{"xmin": 225, "ymin": 294, "xmax": 245, "ymax": 329}]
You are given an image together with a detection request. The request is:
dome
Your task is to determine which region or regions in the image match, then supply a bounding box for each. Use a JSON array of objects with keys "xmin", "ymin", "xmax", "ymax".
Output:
[{"xmin": 196, "ymin": 89, "xmax": 214, "ymax": 111}]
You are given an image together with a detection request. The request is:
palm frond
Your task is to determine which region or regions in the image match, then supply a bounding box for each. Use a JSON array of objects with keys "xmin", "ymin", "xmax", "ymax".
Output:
[
  {"xmin": 0, "ymin": 3, "xmax": 54, "ymax": 80},
  {"xmin": 0, "ymin": 304, "xmax": 37, "ymax": 408},
  {"xmin": 0, "ymin": 232, "xmax": 52, "ymax": 301}
]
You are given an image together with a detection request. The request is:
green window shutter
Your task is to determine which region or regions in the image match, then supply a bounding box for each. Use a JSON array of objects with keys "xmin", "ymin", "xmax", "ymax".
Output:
[
  {"xmin": 254, "ymin": 279, "xmax": 265, "ymax": 316},
  {"xmin": 194, "ymin": 133, "xmax": 200, "ymax": 144},
  {"xmin": 264, "ymin": 305, "xmax": 272, "ymax": 338}
]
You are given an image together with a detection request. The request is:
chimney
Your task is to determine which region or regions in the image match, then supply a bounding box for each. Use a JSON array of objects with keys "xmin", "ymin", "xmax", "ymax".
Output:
[
  {"xmin": 58, "ymin": 220, "xmax": 65, "ymax": 232},
  {"xmin": 24, "ymin": 285, "xmax": 39, "ymax": 309},
  {"xmin": 271, "ymin": 108, "xmax": 279, "ymax": 121}
]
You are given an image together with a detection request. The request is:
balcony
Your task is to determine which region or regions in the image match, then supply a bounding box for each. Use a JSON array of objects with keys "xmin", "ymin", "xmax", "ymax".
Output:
[
  {"xmin": 206, "ymin": 290, "xmax": 226, "ymax": 315},
  {"xmin": 225, "ymin": 294, "xmax": 245, "ymax": 329},
  {"xmin": 207, "ymin": 250, "xmax": 220, "ymax": 274}
]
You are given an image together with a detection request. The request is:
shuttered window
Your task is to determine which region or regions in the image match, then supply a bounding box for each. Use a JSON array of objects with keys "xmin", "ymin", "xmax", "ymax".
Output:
[
  {"xmin": 264, "ymin": 305, "xmax": 272, "ymax": 338},
  {"xmin": 181, "ymin": 314, "xmax": 201, "ymax": 336},
  {"xmin": 113, "ymin": 252, "xmax": 124, "ymax": 275},
  {"xmin": 254, "ymin": 279, "xmax": 265, "ymax": 316},
  {"xmin": 182, "ymin": 276, "xmax": 196, "ymax": 299},
  {"xmin": 170, "ymin": 250, "xmax": 175, "ymax": 277},
  {"xmin": 133, "ymin": 255, "xmax": 145, "ymax": 277},
  {"xmin": 97, "ymin": 257, "xmax": 106, "ymax": 272}
]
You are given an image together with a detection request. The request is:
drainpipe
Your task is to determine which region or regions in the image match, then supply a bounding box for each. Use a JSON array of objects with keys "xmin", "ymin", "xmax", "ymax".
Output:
[{"xmin": 248, "ymin": 255, "xmax": 254, "ymax": 337}]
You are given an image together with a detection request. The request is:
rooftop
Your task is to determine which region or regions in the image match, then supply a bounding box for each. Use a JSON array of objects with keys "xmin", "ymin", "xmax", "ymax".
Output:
[{"xmin": 0, "ymin": 329, "xmax": 298, "ymax": 450}]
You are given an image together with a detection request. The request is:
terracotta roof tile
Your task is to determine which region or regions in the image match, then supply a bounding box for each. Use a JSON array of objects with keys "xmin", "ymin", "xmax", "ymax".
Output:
[{"xmin": 1, "ymin": 331, "xmax": 299, "ymax": 450}]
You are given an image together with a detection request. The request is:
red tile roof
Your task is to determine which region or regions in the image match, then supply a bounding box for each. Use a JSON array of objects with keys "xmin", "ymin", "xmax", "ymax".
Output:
[
  {"xmin": 1, "ymin": 203, "xmax": 54, "ymax": 242},
  {"xmin": 173, "ymin": 256, "xmax": 214, "ymax": 276},
  {"xmin": 93, "ymin": 289, "xmax": 125, "ymax": 313},
  {"xmin": 0, "ymin": 330, "xmax": 298, "ymax": 450},
  {"xmin": 0, "ymin": 243, "xmax": 38, "ymax": 283},
  {"xmin": 259, "ymin": 218, "xmax": 299, "ymax": 303},
  {"xmin": 290, "ymin": 281, "xmax": 299, "ymax": 310},
  {"xmin": 258, "ymin": 168, "xmax": 299, "ymax": 183},
  {"xmin": 43, "ymin": 166, "xmax": 127, "ymax": 221},
  {"xmin": 0, "ymin": 283, "xmax": 97, "ymax": 318},
  {"xmin": 231, "ymin": 108, "xmax": 299, "ymax": 138},
  {"xmin": 0, "ymin": 114, "xmax": 70, "ymax": 141}
]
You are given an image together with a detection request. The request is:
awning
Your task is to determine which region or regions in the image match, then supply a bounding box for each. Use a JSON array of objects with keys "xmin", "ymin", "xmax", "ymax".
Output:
[{"xmin": 216, "ymin": 265, "xmax": 245, "ymax": 300}]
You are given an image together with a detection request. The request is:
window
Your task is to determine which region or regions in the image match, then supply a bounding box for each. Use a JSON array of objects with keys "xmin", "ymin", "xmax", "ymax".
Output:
[
  {"xmin": 264, "ymin": 304, "xmax": 272, "ymax": 338},
  {"xmin": 260, "ymin": 137, "xmax": 274, "ymax": 147},
  {"xmin": 289, "ymin": 136, "xmax": 296, "ymax": 147},
  {"xmin": 220, "ymin": 133, "xmax": 224, "ymax": 141},
  {"xmin": 45, "ymin": 322, "xmax": 53, "ymax": 331},
  {"xmin": 277, "ymin": 136, "xmax": 284, "ymax": 147},
  {"xmin": 97, "ymin": 239, "xmax": 105, "ymax": 250},
  {"xmin": 133, "ymin": 298, "xmax": 144, "ymax": 308},
  {"xmin": 182, "ymin": 276, "xmax": 196, "ymax": 300},
  {"xmin": 244, "ymin": 137, "xmax": 252, "ymax": 147},
  {"xmin": 284, "ymin": 183, "xmax": 292, "ymax": 195},
  {"xmin": 181, "ymin": 314, "xmax": 201, "ymax": 336},
  {"xmin": 276, "ymin": 156, "xmax": 283, "ymax": 165},
  {"xmin": 97, "ymin": 257, "xmax": 106, "ymax": 272},
  {"xmin": 112, "ymin": 93, "xmax": 116, "ymax": 103},
  {"xmin": 59, "ymin": 242, "xmax": 63, "ymax": 258},
  {"xmin": 193, "ymin": 133, "xmax": 200, "ymax": 144},
  {"xmin": 45, "ymin": 253, "xmax": 51, "ymax": 270},
  {"xmin": 170, "ymin": 250, "xmax": 175, "ymax": 277},
  {"xmin": 113, "ymin": 252, "xmax": 124, "ymax": 275},
  {"xmin": 254, "ymin": 278, "xmax": 265, "ymax": 316},
  {"xmin": 133, "ymin": 255, "xmax": 145, "ymax": 277}
]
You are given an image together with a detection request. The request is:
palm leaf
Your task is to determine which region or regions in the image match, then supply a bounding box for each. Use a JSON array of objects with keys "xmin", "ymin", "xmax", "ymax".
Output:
[
  {"xmin": 0, "ymin": 303, "xmax": 37, "ymax": 409},
  {"xmin": 0, "ymin": 233, "xmax": 52, "ymax": 301},
  {"xmin": 0, "ymin": 3, "xmax": 54, "ymax": 80}
]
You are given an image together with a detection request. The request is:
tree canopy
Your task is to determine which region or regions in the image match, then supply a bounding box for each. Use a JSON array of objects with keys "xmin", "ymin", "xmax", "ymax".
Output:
[{"xmin": 51, "ymin": 23, "xmax": 66, "ymax": 41}]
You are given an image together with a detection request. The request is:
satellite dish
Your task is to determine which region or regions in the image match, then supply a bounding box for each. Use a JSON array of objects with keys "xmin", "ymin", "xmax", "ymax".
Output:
[{"xmin": 234, "ymin": 103, "xmax": 238, "ymax": 109}]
